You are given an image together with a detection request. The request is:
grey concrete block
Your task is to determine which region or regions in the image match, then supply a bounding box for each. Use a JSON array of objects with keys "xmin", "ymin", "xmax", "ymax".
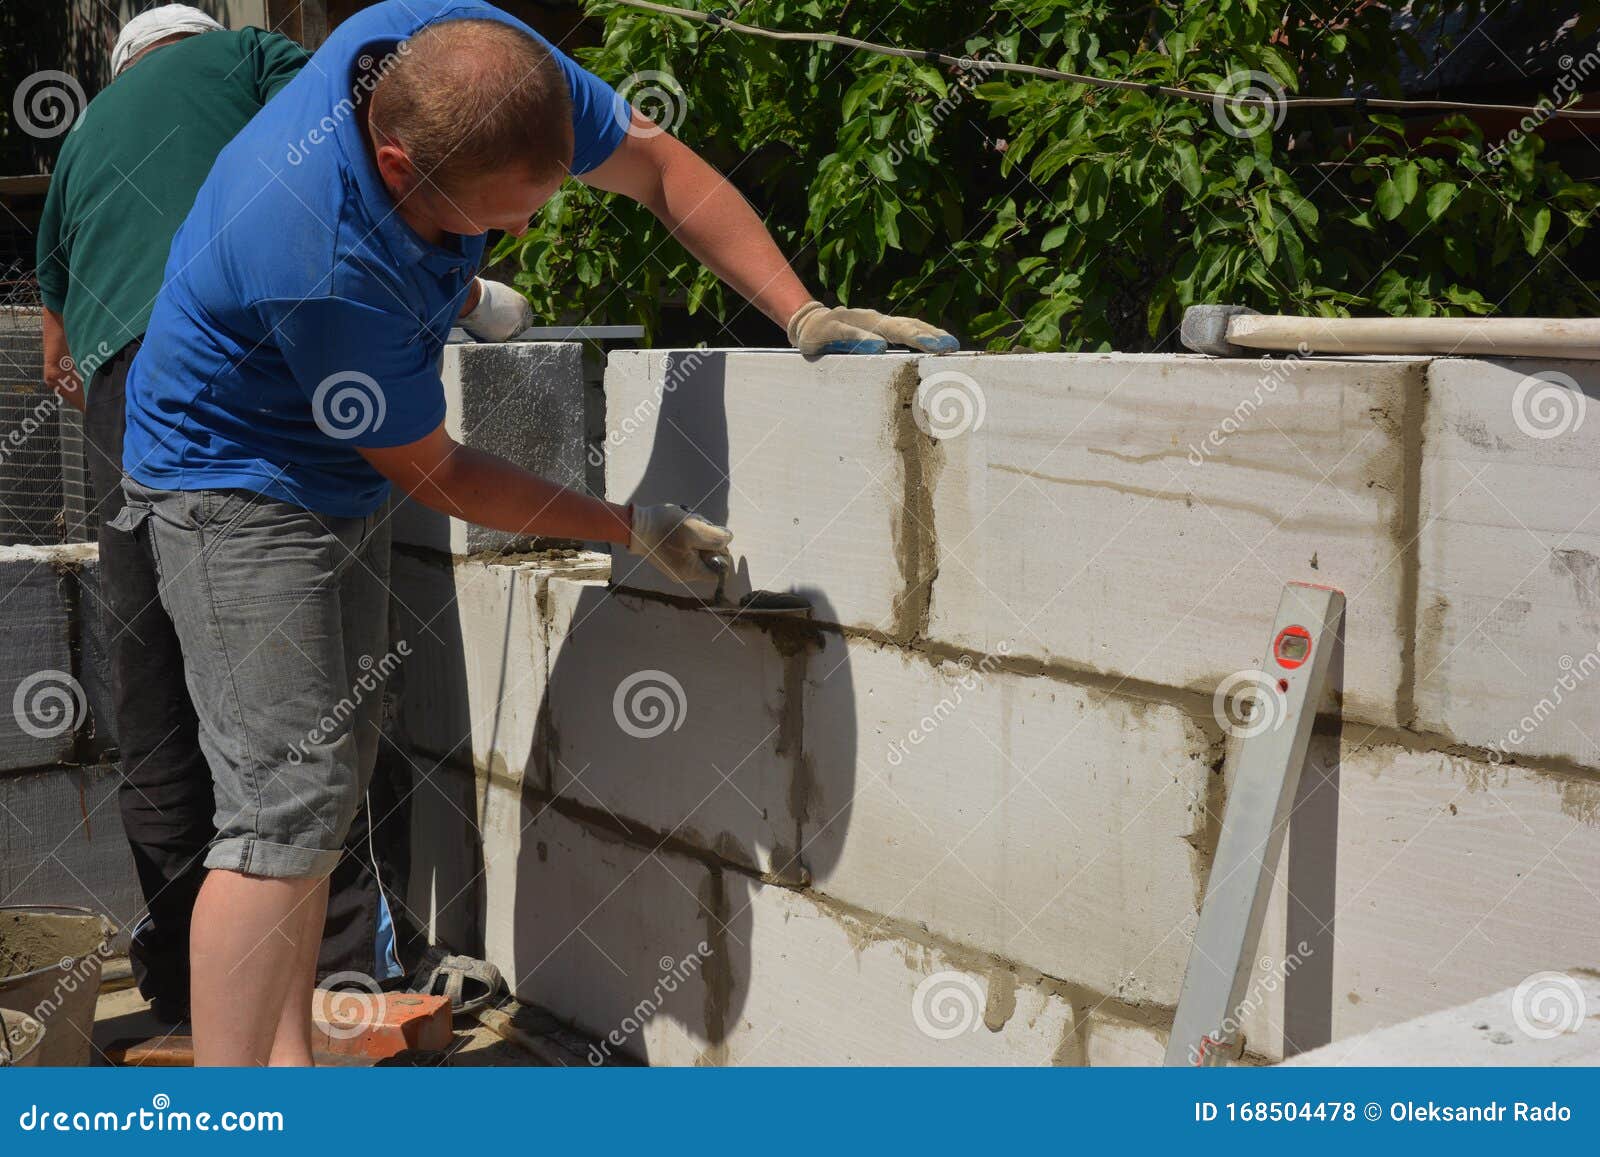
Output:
[
  {"xmin": 72, "ymin": 552, "xmax": 116, "ymax": 758},
  {"xmin": 0, "ymin": 763, "xmax": 142, "ymax": 949},
  {"xmin": 391, "ymin": 342, "xmax": 587, "ymax": 556},
  {"xmin": 0, "ymin": 545, "xmax": 78, "ymax": 771}
]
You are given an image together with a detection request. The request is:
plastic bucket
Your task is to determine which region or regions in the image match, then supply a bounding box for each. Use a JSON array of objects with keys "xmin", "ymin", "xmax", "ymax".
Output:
[
  {"xmin": 0, "ymin": 1009, "xmax": 46, "ymax": 1067},
  {"xmin": 0, "ymin": 905, "xmax": 115, "ymax": 1066}
]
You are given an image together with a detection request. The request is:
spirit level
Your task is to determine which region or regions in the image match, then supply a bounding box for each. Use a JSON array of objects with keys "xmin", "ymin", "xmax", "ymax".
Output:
[{"xmin": 1164, "ymin": 581, "xmax": 1345, "ymax": 1066}]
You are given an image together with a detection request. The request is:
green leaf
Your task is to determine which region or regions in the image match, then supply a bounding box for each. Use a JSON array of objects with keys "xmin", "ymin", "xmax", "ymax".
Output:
[
  {"xmin": 1394, "ymin": 160, "xmax": 1420, "ymax": 205},
  {"xmin": 1525, "ymin": 205, "xmax": 1552, "ymax": 255},
  {"xmin": 1040, "ymin": 222, "xmax": 1073, "ymax": 252},
  {"xmin": 1170, "ymin": 142, "xmax": 1203, "ymax": 198},
  {"xmin": 1375, "ymin": 179, "xmax": 1405, "ymax": 220},
  {"xmin": 864, "ymin": 150, "xmax": 896, "ymax": 182},
  {"xmin": 1426, "ymin": 182, "xmax": 1459, "ymax": 221}
]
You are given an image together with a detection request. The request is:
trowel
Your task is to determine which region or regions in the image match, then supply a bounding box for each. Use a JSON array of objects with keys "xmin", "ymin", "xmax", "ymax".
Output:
[{"xmin": 702, "ymin": 554, "xmax": 812, "ymax": 619}]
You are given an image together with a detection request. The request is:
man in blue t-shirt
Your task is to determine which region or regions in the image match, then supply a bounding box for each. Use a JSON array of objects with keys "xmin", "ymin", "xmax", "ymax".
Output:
[{"xmin": 118, "ymin": 0, "xmax": 955, "ymax": 1065}]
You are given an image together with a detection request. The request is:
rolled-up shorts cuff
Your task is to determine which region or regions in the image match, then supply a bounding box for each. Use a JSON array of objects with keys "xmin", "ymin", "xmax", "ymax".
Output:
[{"xmin": 204, "ymin": 835, "xmax": 342, "ymax": 880}]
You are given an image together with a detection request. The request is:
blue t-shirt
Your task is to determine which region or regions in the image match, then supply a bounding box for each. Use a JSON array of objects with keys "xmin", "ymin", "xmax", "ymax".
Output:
[{"xmin": 123, "ymin": 0, "xmax": 627, "ymax": 517}]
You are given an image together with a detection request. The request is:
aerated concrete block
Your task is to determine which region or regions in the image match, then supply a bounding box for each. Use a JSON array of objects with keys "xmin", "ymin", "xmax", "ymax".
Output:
[
  {"xmin": 1280, "ymin": 974, "xmax": 1600, "ymax": 1066},
  {"xmin": 481, "ymin": 792, "xmax": 718, "ymax": 1066},
  {"xmin": 801, "ymin": 634, "xmax": 1219, "ymax": 1005},
  {"xmin": 390, "ymin": 553, "xmax": 546, "ymax": 787},
  {"xmin": 389, "ymin": 552, "xmax": 608, "ymax": 789},
  {"xmin": 0, "ymin": 544, "xmax": 78, "ymax": 771},
  {"xmin": 1083, "ymin": 1013, "xmax": 1170, "ymax": 1066},
  {"xmin": 1415, "ymin": 359, "xmax": 1600, "ymax": 767},
  {"xmin": 391, "ymin": 342, "xmax": 587, "ymax": 556},
  {"xmin": 0, "ymin": 763, "xmax": 142, "ymax": 948},
  {"xmin": 603, "ymin": 350, "xmax": 923, "ymax": 634},
  {"xmin": 1234, "ymin": 740, "xmax": 1600, "ymax": 1061},
  {"xmin": 921, "ymin": 353, "xmax": 1421, "ymax": 725},
  {"xmin": 543, "ymin": 577, "xmax": 802, "ymax": 879},
  {"xmin": 722, "ymin": 880, "xmax": 1084, "ymax": 1065}
]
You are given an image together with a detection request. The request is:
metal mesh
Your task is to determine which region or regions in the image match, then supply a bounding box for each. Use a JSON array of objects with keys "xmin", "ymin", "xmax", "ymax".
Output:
[{"xmin": 0, "ymin": 271, "xmax": 92, "ymax": 546}]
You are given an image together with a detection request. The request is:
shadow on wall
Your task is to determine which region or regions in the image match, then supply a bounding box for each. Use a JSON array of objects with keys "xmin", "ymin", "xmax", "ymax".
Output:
[{"xmin": 406, "ymin": 353, "xmax": 858, "ymax": 1063}]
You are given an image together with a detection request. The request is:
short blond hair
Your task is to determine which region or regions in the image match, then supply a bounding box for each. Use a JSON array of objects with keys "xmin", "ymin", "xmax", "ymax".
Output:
[{"xmin": 372, "ymin": 19, "xmax": 573, "ymax": 192}]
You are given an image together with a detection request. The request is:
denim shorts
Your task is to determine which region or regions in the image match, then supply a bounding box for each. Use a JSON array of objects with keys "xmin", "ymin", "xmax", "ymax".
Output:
[{"xmin": 113, "ymin": 480, "xmax": 392, "ymax": 879}]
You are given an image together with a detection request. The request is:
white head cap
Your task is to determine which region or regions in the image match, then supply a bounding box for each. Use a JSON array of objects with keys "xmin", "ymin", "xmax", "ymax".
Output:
[{"xmin": 111, "ymin": 5, "xmax": 224, "ymax": 77}]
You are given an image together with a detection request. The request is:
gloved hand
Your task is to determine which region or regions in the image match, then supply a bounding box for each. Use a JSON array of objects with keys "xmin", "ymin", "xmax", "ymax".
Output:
[
  {"xmin": 787, "ymin": 300, "xmax": 960, "ymax": 356},
  {"xmin": 460, "ymin": 278, "xmax": 532, "ymax": 342},
  {"xmin": 629, "ymin": 504, "xmax": 733, "ymax": 586}
]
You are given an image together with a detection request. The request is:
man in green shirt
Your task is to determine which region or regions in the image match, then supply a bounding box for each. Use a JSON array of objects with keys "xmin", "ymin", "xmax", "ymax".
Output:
[{"xmin": 34, "ymin": 6, "xmax": 404, "ymax": 1020}]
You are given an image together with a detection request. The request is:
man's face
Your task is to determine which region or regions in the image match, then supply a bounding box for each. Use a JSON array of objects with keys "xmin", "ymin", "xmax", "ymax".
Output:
[
  {"xmin": 372, "ymin": 127, "xmax": 563, "ymax": 240},
  {"xmin": 428, "ymin": 163, "xmax": 562, "ymax": 237}
]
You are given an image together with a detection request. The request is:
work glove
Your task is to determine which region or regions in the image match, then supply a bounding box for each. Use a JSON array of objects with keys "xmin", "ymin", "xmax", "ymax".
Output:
[
  {"xmin": 629, "ymin": 504, "xmax": 733, "ymax": 586},
  {"xmin": 460, "ymin": 278, "xmax": 532, "ymax": 342},
  {"xmin": 787, "ymin": 300, "xmax": 960, "ymax": 356}
]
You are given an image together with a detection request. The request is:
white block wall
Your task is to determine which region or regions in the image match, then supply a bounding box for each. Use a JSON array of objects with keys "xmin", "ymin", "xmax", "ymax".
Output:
[{"xmin": 387, "ymin": 349, "xmax": 1600, "ymax": 1066}]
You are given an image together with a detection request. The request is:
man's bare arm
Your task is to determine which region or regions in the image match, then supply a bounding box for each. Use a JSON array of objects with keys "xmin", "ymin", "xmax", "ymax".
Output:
[
  {"xmin": 42, "ymin": 308, "xmax": 84, "ymax": 412},
  {"xmin": 579, "ymin": 112, "xmax": 812, "ymax": 331},
  {"xmin": 359, "ymin": 424, "xmax": 632, "ymax": 543},
  {"xmin": 578, "ymin": 111, "xmax": 957, "ymax": 354}
]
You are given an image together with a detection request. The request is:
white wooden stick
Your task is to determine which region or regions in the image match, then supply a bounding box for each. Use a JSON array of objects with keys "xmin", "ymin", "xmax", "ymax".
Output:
[{"xmin": 1226, "ymin": 314, "xmax": 1600, "ymax": 360}]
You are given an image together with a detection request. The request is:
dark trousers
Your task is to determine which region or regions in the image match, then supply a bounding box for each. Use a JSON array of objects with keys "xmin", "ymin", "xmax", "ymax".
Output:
[{"xmin": 85, "ymin": 341, "xmax": 401, "ymax": 1013}]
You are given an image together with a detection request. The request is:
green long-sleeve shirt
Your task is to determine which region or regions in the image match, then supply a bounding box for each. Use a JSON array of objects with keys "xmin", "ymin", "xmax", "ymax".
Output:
[{"xmin": 36, "ymin": 27, "xmax": 308, "ymax": 383}]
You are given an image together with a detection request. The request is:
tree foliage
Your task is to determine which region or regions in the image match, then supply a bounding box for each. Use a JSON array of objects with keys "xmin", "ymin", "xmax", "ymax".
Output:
[{"xmin": 496, "ymin": 1, "xmax": 1600, "ymax": 351}]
